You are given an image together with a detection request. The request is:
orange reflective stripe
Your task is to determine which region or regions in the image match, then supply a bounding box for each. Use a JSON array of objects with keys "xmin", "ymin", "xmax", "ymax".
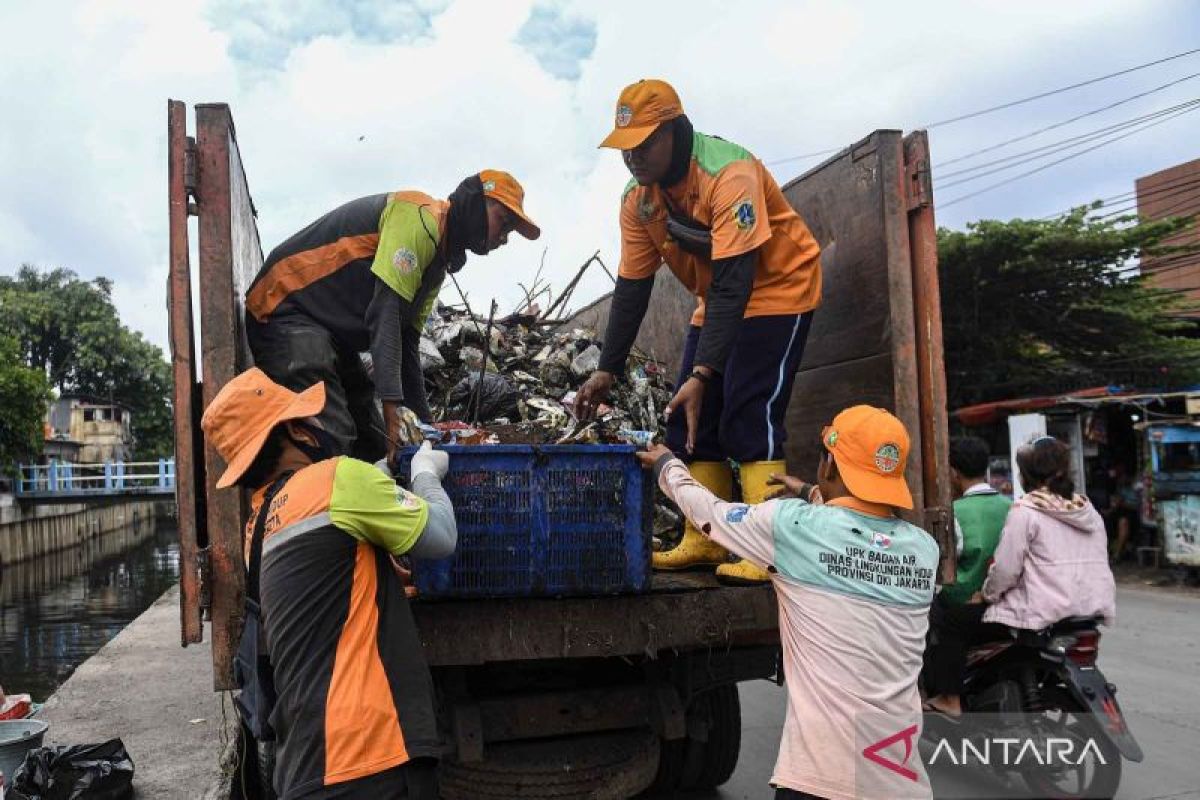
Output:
[
  {"xmin": 323, "ymin": 542, "xmax": 409, "ymax": 784},
  {"xmin": 244, "ymin": 459, "xmax": 338, "ymax": 563},
  {"xmin": 246, "ymin": 233, "xmax": 381, "ymax": 321}
]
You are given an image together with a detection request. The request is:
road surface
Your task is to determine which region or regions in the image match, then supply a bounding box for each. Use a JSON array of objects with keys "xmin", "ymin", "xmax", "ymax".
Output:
[{"xmin": 702, "ymin": 585, "xmax": 1200, "ymax": 799}]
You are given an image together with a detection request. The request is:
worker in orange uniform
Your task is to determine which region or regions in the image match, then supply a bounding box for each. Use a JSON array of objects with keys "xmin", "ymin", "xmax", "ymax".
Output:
[
  {"xmin": 244, "ymin": 172, "xmax": 539, "ymax": 465},
  {"xmin": 576, "ymin": 79, "xmax": 822, "ymax": 584},
  {"xmin": 202, "ymin": 367, "xmax": 457, "ymax": 798}
]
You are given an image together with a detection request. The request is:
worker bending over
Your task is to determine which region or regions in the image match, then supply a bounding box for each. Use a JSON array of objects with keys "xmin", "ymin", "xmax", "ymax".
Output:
[
  {"xmin": 245, "ymin": 172, "xmax": 539, "ymax": 464},
  {"xmin": 638, "ymin": 406, "xmax": 938, "ymax": 800},
  {"xmin": 576, "ymin": 79, "xmax": 823, "ymax": 584},
  {"xmin": 202, "ymin": 368, "xmax": 456, "ymax": 799}
]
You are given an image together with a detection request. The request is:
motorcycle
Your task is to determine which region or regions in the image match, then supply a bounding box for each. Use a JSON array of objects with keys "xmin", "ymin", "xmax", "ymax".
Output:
[{"xmin": 921, "ymin": 615, "xmax": 1142, "ymax": 799}]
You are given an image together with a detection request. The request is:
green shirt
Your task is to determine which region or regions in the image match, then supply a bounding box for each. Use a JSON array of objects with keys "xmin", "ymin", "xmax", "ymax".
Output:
[{"xmin": 943, "ymin": 488, "xmax": 1011, "ymax": 605}]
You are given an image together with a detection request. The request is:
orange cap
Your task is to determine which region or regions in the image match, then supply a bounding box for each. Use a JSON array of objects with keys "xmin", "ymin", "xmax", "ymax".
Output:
[
  {"xmin": 479, "ymin": 169, "xmax": 540, "ymax": 240},
  {"xmin": 598, "ymin": 79, "xmax": 684, "ymax": 150},
  {"xmin": 821, "ymin": 405, "xmax": 914, "ymax": 510},
  {"xmin": 200, "ymin": 368, "xmax": 327, "ymax": 489}
]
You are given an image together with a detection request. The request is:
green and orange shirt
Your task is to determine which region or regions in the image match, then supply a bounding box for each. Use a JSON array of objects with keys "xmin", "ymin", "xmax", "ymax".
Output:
[
  {"xmin": 618, "ymin": 132, "xmax": 822, "ymax": 326},
  {"xmin": 246, "ymin": 190, "xmax": 449, "ymax": 339},
  {"xmin": 246, "ymin": 457, "xmax": 439, "ymax": 796}
]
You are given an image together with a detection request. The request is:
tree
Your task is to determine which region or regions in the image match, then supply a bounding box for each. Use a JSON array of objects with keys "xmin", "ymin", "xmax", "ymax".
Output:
[
  {"xmin": 0, "ymin": 334, "xmax": 50, "ymax": 469},
  {"xmin": 0, "ymin": 265, "xmax": 173, "ymax": 460},
  {"xmin": 939, "ymin": 209, "xmax": 1200, "ymax": 410}
]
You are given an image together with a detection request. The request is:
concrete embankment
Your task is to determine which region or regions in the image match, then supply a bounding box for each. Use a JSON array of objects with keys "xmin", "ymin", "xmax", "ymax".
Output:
[
  {"xmin": 0, "ymin": 497, "xmax": 172, "ymax": 565},
  {"xmin": 38, "ymin": 584, "xmax": 229, "ymax": 799}
]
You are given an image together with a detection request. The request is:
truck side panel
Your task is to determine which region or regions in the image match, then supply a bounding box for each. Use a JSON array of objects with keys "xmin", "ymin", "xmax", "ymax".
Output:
[
  {"xmin": 194, "ymin": 103, "xmax": 263, "ymax": 689},
  {"xmin": 167, "ymin": 99, "xmax": 204, "ymax": 646},
  {"xmin": 781, "ymin": 130, "xmax": 953, "ymax": 576}
]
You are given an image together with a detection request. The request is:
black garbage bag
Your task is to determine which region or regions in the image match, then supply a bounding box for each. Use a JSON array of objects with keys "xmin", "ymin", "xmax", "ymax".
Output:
[
  {"xmin": 9, "ymin": 739, "xmax": 134, "ymax": 800},
  {"xmin": 449, "ymin": 372, "xmax": 519, "ymax": 421}
]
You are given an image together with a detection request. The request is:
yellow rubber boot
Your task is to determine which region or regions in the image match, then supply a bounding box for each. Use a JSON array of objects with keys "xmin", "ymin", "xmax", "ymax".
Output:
[
  {"xmin": 716, "ymin": 460, "xmax": 786, "ymax": 585},
  {"xmin": 652, "ymin": 461, "xmax": 733, "ymax": 571}
]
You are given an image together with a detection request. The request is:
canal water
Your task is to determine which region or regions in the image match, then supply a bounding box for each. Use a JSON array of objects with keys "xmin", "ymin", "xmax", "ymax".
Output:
[{"xmin": 0, "ymin": 516, "xmax": 179, "ymax": 702}]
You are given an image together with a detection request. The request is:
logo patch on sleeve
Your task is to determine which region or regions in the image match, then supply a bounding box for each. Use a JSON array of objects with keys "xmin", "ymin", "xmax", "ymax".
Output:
[
  {"xmin": 733, "ymin": 198, "xmax": 756, "ymax": 230},
  {"xmin": 725, "ymin": 504, "xmax": 751, "ymax": 523},
  {"xmin": 392, "ymin": 247, "xmax": 418, "ymax": 276},
  {"xmin": 395, "ymin": 486, "xmax": 422, "ymax": 509}
]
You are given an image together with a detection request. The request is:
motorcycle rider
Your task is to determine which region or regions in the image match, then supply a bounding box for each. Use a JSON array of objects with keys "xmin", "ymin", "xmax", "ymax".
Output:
[
  {"xmin": 982, "ymin": 436, "xmax": 1116, "ymax": 631},
  {"xmin": 923, "ymin": 436, "xmax": 1011, "ymax": 717},
  {"xmin": 925, "ymin": 436, "xmax": 1116, "ymax": 719}
]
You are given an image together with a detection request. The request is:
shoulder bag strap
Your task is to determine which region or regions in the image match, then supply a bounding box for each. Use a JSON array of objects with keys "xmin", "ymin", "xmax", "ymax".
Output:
[{"xmin": 247, "ymin": 471, "xmax": 295, "ymax": 604}]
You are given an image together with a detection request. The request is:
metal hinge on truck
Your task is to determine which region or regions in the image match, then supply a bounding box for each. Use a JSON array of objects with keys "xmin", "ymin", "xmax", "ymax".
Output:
[
  {"xmin": 905, "ymin": 154, "xmax": 932, "ymax": 211},
  {"xmin": 184, "ymin": 136, "xmax": 199, "ymax": 217},
  {"xmin": 197, "ymin": 546, "xmax": 212, "ymax": 618}
]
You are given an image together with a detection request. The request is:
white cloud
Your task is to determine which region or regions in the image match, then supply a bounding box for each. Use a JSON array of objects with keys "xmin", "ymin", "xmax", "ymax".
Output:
[
  {"xmin": 516, "ymin": 3, "xmax": 597, "ymax": 81},
  {"xmin": 1, "ymin": 0, "xmax": 1196, "ymax": 357}
]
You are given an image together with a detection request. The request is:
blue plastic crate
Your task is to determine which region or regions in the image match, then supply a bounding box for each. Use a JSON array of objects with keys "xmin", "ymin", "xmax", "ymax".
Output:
[{"xmin": 393, "ymin": 444, "xmax": 651, "ymax": 598}]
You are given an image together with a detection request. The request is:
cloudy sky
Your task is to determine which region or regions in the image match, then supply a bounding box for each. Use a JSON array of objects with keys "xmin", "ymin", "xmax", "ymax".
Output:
[{"xmin": 1, "ymin": 0, "xmax": 1197, "ymax": 354}]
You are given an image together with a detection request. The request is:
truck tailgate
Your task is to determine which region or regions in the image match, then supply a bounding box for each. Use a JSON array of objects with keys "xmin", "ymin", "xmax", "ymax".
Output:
[{"xmin": 413, "ymin": 573, "xmax": 777, "ymax": 666}]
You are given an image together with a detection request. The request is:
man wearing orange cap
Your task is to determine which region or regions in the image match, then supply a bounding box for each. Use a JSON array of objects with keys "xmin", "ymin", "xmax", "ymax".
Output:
[
  {"xmin": 201, "ymin": 367, "xmax": 458, "ymax": 798},
  {"xmin": 576, "ymin": 79, "xmax": 822, "ymax": 585},
  {"xmin": 246, "ymin": 171, "xmax": 539, "ymax": 466},
  {"xmin": 637, "ymin": 406, "xmax": 938, "ymax": 800}
]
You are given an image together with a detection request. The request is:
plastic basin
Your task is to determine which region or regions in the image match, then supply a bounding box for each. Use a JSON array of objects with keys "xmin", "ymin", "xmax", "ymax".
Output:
[{"xmin": 0, "ymin": 717, "xmax": 49, "ymax": 778}]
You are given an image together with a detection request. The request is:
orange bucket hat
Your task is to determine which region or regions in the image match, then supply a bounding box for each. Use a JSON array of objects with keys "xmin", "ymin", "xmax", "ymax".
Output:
[
  {"xmin": 479, "ymin": 169, "xmax": 540, "ymax": 240},
  {"xmin": 599, "ymin": 79, "xmax": 684, "ymax": 150},
  {"xmin": 821, "ymin": 405, "xmax": 914, "ymax": 510},
  {"xmin": 200, "ymin": 368, "xmax": 327, "ymax": 489}
]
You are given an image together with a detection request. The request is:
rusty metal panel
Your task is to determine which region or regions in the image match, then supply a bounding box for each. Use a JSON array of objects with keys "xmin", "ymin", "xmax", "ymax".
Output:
[
  {"xmin": 780, "ymin": 130, "xmax": 928, "ymax": 516},
  {"xmin": 412, "ymin": 583, "xmax": 777, "ymax": 666},
  {"xmin": 195, "ymin": 103, "xmax": 262, "ymax": 689},
  {"xmin": 167, "ymin": 100, "xmax": 203, "ymax": 646},
  {"xmin": 903, "ymin": 130, "xmax": 954, "ymax": 582}
]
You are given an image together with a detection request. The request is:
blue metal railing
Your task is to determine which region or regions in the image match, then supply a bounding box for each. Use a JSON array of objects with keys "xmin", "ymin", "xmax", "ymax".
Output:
[{"xmin": 13, "ymin": 459, "xmax": 176, "ymax": 497}]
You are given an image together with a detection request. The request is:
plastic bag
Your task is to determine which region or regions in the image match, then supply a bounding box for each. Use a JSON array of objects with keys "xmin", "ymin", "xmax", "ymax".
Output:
[
  {"xmin": 449, "ymin": 373, "xmax": 518, "ymax": 420},
  {"xmin": 10, "ymin": 739, "xmax": 133, "ymax": 800}
]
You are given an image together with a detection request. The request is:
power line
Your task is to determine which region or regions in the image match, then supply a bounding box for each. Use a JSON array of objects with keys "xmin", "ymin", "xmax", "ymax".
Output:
[
  {"xmin": 765, "ymin": 147, "xmax": 842, "ymax": 167},
  {"xmin": 923, "ymin": 47, "xmax": 1200, "ymax": 128},
  {"xmin": 936, "ymin": 71, "xmax": 1200, "ymax": 168},
  {"xmin": 939, "ymin": 103, "xmax": 1200, "ymax": 208},
  {"xmin": 1037, "ymin": 173, "xmax": 1200, "ymax": 221},
  {"xmin": 766, "ymin": 47, "xmax": 1200, "ymax": 166},
  {"xmin": 1059, "ymin": 177, "xmax": 1200, "ymax": 220},
  {"xmin": 935, "ymin": 99, "xmax": 1200, "ymax": 185},
  {"xmin": 1144, "ymin": 191, "xmax": 1200, "ymax": 219}
]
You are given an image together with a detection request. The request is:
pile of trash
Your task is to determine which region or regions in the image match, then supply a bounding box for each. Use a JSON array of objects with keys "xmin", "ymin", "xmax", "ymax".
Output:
[
  {"xmin": 409, "ymin": 303, "xmax": 673, "ymax": 448},
  {"xmin": 384, "ymin": 258, "xmax": 686, "ymax": 549}
]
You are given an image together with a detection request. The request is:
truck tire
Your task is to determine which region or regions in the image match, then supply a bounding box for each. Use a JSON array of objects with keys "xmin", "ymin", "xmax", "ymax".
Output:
[
  {"xmin": 693, "ymin": 683, "xmax": 742, "ymax": 788},
  {"xmin": 441, "ymin": 729, "xmax": 659, "ymax": 800},
  {"xmin": 645, "ymin": 683, "xmax": 742, "ymax": 795}
]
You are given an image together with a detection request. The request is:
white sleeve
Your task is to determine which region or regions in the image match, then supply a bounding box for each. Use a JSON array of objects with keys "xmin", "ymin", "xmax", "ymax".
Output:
[{"xmin": 656, "ymin": 457, "xmax": 776, "ymax": 569}]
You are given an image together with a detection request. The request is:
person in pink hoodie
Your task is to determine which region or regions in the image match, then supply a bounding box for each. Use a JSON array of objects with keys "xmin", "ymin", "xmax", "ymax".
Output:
[{"xmin": 982, "ymin": 436, "xmax": 1117, "ymax": 632}]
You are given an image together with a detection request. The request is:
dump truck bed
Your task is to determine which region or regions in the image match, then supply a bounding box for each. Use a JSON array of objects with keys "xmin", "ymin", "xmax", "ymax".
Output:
[
  {"xmin": 413, "ymin": 573, "xmax": 777, "ymax": 666},
  {"xmin": 167, "ymin": 102, "xmax": 950, "ymax": 689}
]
